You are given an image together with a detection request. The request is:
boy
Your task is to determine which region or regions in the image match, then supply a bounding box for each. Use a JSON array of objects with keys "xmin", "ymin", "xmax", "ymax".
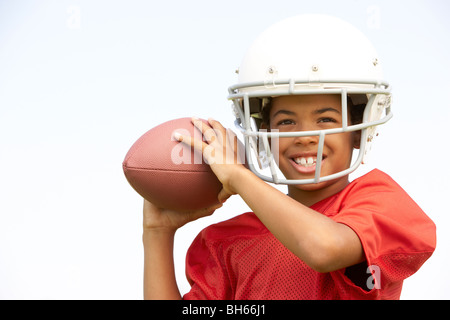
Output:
[{"xmin": 142, "ymin": 15, "xmax": 436, "ymax": 299}]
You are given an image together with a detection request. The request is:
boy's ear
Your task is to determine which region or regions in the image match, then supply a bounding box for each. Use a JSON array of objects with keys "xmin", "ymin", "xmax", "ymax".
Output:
[{"xmin": 353, "ymin": 131, "xmax": 361, "ymax": 149}]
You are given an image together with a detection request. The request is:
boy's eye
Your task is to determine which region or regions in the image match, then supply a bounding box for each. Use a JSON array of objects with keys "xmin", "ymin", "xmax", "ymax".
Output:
[
  {"xmin": 318, "ymin": 117, "xmax": 337, "ymax": 123},
  {"xmin": 277, "ymin": 119, "xmax": 295, "ymax": 126}
]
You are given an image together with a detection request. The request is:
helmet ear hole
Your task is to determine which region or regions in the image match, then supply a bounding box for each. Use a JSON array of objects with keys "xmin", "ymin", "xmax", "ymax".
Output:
[{"xmin": 350, "ymin": 103, "xmax": 366, "ymax": 126}]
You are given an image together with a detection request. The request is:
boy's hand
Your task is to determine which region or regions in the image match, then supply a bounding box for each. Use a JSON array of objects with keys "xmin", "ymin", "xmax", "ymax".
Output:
[
  {"xmin": 173, "ymin": 118, "xmax": 247, "ymax": 203},
  {"xmin": 143, "ymin": 199, "xmax": 222, "ymax": 233}
]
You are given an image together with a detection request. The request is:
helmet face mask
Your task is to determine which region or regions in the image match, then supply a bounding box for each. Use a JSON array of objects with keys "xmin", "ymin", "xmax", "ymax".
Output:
[{"xmin": 228, "ymin": 14, "xmax": 393, "ymax": 185}]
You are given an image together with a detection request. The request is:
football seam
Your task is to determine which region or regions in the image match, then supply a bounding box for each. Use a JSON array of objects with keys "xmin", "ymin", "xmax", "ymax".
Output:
[{"xmin": 123, "ymin": 165, "xmax": 213, "ymax": 173}]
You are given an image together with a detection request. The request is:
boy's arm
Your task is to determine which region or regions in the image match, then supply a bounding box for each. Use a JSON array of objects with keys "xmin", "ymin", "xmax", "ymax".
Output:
[
  {"xmin": 142, "ymin": 200, "xmax": 221, "ymax": 300},
  {"xmin": 176, "ymin": 118, "xmax": 364, "ymax": 273},
  {"xmin": 230, "ymin": 169, "xmax": 364, "ymax": 273},
  {"xmin": 143, "ymin": 229, "xmax": 181, "ymax": 300}
]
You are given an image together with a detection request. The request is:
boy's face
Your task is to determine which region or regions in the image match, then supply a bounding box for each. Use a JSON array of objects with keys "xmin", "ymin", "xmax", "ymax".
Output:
[{"xmin": 269, "ymin": 94, "xmax": 358, "ymax": 190}]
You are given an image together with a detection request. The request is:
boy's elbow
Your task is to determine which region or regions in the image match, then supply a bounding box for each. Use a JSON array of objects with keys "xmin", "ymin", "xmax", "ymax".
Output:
[
  {"xmin": 310, "ymin": 262, "xmax": 337, "ymax": 274},
  {"xmin": 307, "ymin": 253, "xmax": 336, "ymax": 273},
  {"xmin": 302, "ymin": 240, "xmax": 345, "ymax": 273},
  {"xmin": 301, "ymin": 225, "xmax": 364, "ymax": 273}
]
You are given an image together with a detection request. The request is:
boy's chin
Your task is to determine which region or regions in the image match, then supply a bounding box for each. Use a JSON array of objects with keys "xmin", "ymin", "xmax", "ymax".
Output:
[
  {"xmin": 284, "ymin": 172, "xmax": 349, "ymax": 191},
  {"xmin": 289, "ymin": 181, "xmax": 328, "ymax": 192}
]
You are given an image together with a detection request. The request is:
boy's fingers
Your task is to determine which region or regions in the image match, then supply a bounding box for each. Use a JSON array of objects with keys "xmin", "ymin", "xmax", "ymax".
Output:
[
  {"xmin": 173, "ymin": 131, "xmax": 217, "ymax": 165},
  {"xmin": 192, "ymin": 117, "xmax": 215, "ymax": 142},
  {"xmin": 173, "ymin": 131, "xmax": 206, "ymax": 152},
  {"xmin": 218, "ymin": 188, "xmax": 232, "ymax": 203},
  {"xmin": 188, "ymin": 203, "xmax": 223, "ymax": 221}
]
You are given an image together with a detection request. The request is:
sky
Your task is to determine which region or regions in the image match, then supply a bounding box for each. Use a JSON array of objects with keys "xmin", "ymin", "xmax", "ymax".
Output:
[{"xmin": 0, "ymin": 0, "xmax": 449, "ymax": 299}]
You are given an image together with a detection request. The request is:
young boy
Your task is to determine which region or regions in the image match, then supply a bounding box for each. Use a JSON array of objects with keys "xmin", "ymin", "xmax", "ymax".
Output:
[{"xmin": 142, "ymin": 15, "xmax": 436, "ymax": 300}]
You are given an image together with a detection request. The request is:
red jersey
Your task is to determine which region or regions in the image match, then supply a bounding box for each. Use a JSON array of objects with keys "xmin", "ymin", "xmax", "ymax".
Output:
[{"xmin": 183, "ymin": 170, "xmax": 436, "ymax": 300}]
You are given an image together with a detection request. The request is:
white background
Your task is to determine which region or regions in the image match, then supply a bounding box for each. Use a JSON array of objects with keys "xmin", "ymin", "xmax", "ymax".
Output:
[{"xmin": 0, "ymin": 0, "xmax": 449, "ymax": 299}]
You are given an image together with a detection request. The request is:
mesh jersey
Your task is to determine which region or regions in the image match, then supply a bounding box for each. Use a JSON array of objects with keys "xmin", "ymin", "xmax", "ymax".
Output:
[{"xmin": 183, "ymin": 169, "xmax": 436, "ymax": 300}]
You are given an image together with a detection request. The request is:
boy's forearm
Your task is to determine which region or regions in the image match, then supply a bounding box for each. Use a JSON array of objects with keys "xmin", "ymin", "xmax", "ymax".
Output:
[
  {"xmin": 143, "ymin": 229, "xmax": 182, "ymax": 300},
  {"xmin": 231, "ymin": 169, "xmax": 363, "ymax": 272}
]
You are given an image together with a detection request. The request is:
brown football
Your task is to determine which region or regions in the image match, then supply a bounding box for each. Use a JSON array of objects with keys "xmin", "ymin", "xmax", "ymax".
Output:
[{"xmin": 123, "ymin": 118, "xmax": 222, "ymax": 211}]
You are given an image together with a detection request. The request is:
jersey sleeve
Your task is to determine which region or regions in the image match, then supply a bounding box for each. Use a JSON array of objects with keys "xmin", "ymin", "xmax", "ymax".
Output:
[
  {"xmin": 332, "ymin": 170, "xmax": 436, "ymax": 288},
  {"xmin": 182, "ymin": 229, "xmax": 232, "ymax": 300}
]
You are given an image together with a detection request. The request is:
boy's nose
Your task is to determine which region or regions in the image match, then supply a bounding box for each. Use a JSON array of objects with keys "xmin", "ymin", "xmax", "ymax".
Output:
[{"xmin": 293, "ymin": 134, "xmax": 319, "ymax": 146}]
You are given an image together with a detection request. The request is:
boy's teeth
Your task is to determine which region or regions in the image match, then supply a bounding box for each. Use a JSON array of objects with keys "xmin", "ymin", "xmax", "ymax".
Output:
[{"xmin": 294, "ymin": 156, "xmax": 316, "ymax": 167}]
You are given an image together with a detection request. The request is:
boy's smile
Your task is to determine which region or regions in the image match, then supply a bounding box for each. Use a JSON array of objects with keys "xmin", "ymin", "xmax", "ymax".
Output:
[
  {"xmin": 268, "ymin": 94, "xmax": 359, "ymax": 202},
  {"xmin": 289, "ymin": 152, "xmax": 326, "ymax": 174}
]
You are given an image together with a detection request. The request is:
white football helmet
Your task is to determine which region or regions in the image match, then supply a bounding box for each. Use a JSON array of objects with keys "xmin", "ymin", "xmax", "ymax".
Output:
[{"xmin": 228, "ymin": 14, "xmax": 392, "ymax": 185}]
